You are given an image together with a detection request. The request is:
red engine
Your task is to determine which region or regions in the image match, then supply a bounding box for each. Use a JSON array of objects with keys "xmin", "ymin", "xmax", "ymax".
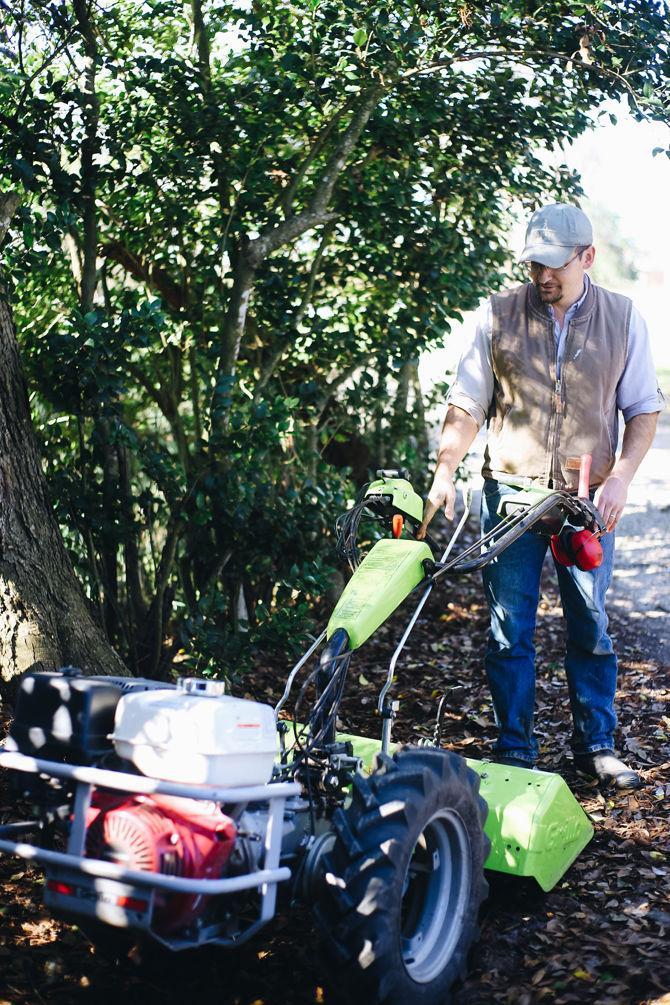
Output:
[{"xmin": 86, "ymin": 792, "xmax": 237, "ymax": 933}]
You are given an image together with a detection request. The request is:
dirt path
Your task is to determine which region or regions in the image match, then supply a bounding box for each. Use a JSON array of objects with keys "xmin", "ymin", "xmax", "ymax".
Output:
[{"xmin": 609, "ymin": 408, "xmax": 670, "ymax": 664}]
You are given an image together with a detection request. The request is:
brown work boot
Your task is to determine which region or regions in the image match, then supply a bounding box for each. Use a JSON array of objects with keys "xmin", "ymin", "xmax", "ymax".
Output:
[{"xmin": 574, "ymin": 750, "xmax": 641, "ymax": 789}]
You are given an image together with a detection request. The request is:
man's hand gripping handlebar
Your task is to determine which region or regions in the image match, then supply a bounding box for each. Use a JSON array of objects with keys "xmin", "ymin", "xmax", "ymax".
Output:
[{"xmin": 417, "ymin": 467, "xmax": 456, "ymax": 539}]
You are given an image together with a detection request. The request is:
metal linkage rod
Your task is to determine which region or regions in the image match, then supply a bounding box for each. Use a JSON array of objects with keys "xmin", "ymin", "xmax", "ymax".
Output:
[
  {"xmin": 0, "ymin": 838, "xmax": 292, "ymax": 896},
  {"xmin": 0, "ymin": 751, "xmax": 300, "ymax": 805},
  {"xmin": 274, "ymin": 628, "xmax": 327, "ymax": 720}
]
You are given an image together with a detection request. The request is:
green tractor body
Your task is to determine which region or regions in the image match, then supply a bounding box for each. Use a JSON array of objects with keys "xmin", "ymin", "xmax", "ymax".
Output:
[
  {"xmin": 327, "ymin": 538, "xmax": 432, "ymax": 650},
  {"xmin": 0, "ymin": 473, "xmax": 602, "ymax": 1005},
  {"xmin": 338, "ymin": 730, "xmax": 593, "ymax": 892},
  {"xmin": 329, "ymin": 531, "xmax": 593, "ymax": 893}
]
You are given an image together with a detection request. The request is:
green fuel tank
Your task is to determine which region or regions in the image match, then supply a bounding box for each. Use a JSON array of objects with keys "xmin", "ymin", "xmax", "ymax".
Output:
[{"xmin": 327, "ymin": 538, "xmax": 433, "ymax": 651}]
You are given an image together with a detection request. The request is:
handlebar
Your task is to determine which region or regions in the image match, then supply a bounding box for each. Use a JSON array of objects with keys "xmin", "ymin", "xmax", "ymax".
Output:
[{"xmin": 427, "ymin": 489, "xmax": 601, "ymax": 583}]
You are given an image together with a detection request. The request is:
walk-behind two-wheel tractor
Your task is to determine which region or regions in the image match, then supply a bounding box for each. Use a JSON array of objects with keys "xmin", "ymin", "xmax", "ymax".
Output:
[{"xmin": 0, "ymin": 469, "xmax": 602, "ymax": 1004}]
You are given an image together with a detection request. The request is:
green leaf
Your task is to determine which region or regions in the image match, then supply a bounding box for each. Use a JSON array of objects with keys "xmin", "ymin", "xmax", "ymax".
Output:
[
  {"xmin": 353, "ymin": 28, "xmax": 367, "ymax": 47},
  {"xmin": 280, "ymin": 53, "xmax": 302, "ymax": 73}
]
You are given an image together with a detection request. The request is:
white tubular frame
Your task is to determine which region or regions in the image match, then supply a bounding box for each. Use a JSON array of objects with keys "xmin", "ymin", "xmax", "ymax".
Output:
[{"xmin": 0, "ymin": 749, "xmax": 301, "ymax": 946}]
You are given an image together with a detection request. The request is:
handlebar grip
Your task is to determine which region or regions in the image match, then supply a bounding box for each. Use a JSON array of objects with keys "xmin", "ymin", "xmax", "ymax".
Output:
[
  {"xmin": 375, "ymin": 468, "xmax": 410, "ymax": 481},
  {"xmin": 578, "ymin": 454, "xmax": 591, "ymax": 499}
]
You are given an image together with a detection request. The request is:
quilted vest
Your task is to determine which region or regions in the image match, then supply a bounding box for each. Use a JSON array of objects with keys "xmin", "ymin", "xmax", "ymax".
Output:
[{"xmin": 482, "ymin": 281, "xmax": 631, "ymax": 491}]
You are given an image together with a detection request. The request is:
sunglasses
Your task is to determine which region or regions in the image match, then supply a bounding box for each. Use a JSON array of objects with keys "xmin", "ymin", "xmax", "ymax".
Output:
[{"xmin": 527, "ymin": 250, "xmax": 584, "ymax": 275}]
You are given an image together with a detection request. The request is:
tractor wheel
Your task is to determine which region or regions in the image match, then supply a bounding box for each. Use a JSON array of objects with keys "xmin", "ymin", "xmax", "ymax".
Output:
[{"xmin": 313, "ymin": 747, "xmax": 489, "ymax": 1005}]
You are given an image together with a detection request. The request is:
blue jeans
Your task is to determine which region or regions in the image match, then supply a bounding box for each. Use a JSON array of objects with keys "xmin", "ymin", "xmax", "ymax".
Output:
[{"xmin": 480, "ymin": 479, "xmax": 617, "ymax": 764}]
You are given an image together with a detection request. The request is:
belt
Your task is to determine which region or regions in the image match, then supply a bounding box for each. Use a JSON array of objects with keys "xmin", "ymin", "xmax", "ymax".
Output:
[{"xmin": 486, "ymin": 469, "xmax": 552, "ymax": 490}]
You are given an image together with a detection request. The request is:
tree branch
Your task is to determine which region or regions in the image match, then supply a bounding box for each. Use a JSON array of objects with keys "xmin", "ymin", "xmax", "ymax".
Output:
[
  {"xmin": 401, "ymin": 44, "xmax": 655, "ymax": 113},
  {"xmin": 295, "ymin": 220, "xmax": 334, "ymax": 328},
  {"xmin": 273, "ymin": 94, "xmax": 358, "ymax": 218},
  {"xmin": 247, "ymin": 80, "xmax": 385, "ymax": 268},
  {"xmin": 101, "ymin": 241, "xmax": 188, "ymax": 311},
  {"xmin": 315, "ymin": 358, "xmax": 370, "ymax": 423},
  {"xmin": 125, "ymin": 359, "xmax": 172, "ymax": 415},
  {"xmin": 254, "ymin": 221, "xmax": 334, "ymax": 398},
  {"xmin": 190, "ymin": 0, "xmax": 233, "ymax": 297},
  {"xmin": 72, "ymin": 0, "xmax": 100, "ymax": 313},
  {"xmin": 190, "ymin": 0, "xmax": 211, "ymax": 91},
  {"xmin": 136, "ymin": 519, "xmax": 181, "ymax": 679},
  {"xmin": 13, "ymin": 30, "xmax": 79, "ymax": 119},
  {"xmin": 210, "ymin": 79, "xmax": 387, "ymax": 434}
]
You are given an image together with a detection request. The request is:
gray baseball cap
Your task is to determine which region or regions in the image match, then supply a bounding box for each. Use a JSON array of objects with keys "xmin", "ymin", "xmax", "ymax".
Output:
[{"xmin": 520, "ymin": 203, "xmax": 593, "ymax": 268}]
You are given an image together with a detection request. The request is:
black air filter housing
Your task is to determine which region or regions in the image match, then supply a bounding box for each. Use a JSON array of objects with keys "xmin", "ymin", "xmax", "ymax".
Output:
[{"xmin": 7, "ymin": 668, "xmax": 174, "ymax": 762}]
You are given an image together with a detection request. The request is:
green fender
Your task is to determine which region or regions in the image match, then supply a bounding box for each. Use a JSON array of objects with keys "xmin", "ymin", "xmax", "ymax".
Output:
[
  {"xmin": 337, "ymin": 732, "xmax": 593, "ymax": 892},
  {"xmin": 467, "ymin": 759, "xmax": 593, "ymax": 891}
]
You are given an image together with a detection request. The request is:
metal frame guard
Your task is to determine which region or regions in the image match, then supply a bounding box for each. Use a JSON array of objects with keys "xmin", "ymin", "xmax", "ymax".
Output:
[{"xmin": 0, "ymin": 749, "xmax": 300, "ymax": 948}]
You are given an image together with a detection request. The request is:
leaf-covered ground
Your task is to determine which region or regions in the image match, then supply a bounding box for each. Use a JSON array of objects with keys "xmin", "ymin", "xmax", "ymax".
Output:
[{"xmin": 0, "ymin": 549, "xmax": 668, "ymax": 1005}]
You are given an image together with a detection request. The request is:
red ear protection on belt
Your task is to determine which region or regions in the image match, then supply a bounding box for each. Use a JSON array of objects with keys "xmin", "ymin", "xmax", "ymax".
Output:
[
  {"xmin": 550, "ymin": 526, "xmax": 603, "ymax": 571},
  {"xmin": 550, "ymin": 453, "xmax": 604, "ymax": 572}
]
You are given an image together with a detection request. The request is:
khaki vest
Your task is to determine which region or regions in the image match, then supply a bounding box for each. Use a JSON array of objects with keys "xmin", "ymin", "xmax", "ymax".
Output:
[{"xmin": 482, "ymin": 281, "xmax": 631, "ymax": 491}]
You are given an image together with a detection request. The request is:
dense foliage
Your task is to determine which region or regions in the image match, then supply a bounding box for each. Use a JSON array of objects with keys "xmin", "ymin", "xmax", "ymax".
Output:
[{"xmin": 0, "ymin": 0, "xmax": 668, "ymax": 678}]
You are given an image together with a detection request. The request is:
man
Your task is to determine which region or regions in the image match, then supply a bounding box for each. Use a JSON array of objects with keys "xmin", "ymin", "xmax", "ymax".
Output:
[{"xmin": 418, "ymin": 203, "xmax": 664, "ymax": 789}]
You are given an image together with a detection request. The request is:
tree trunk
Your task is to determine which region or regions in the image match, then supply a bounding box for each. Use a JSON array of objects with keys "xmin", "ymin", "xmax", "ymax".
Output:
[
  {"xmin": 135, "ymin": 522, "xmax": 180, "ymax": 680},
  {"xmin": 411, "ymin": 364, "xmax": 429, "ymax": 456},
  {"xmin": 374, "ymin": 355, "xmax": 389, "ymax": 468},
  {"xmin": 0, "ymin": 291, "xmax": 127, "ymax": 695},
  {"xmin": 72, "ymin": 0, "xmax": 100, "ymax": 313},
  {"xmin": 97, "ymin": 417, "xmax": 120, "ymax": 640},
  {"xmin": 394, "ymin": 361, "xmax": 413, "ymax": 424}
]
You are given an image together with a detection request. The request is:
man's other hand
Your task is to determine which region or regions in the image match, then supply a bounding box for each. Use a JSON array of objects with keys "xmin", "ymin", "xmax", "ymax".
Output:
[
  {"xmin": 593, "ymin": 411, "xmax": 659, "ymax": 533},
  {"xmin": 417, "ymin": 470, "xmax": 455, "ymax": 539},
  {"xmin": 594, "ymin": 475, "xmax": 629, "ymax": 532}
]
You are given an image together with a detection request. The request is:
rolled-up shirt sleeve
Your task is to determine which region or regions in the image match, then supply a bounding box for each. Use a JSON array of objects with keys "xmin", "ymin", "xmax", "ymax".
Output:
[
  {"xmin": 617, "ymin": 306, "xmax": 666, "ymax": 421},
  {"xmin": 445, "ymin": 300, "xmax": 494, "ymax": 428}
]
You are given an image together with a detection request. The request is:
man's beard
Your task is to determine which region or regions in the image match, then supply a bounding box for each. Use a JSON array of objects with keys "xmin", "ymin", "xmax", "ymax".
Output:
[{"xmin": 537, "ymin": 282, "xmax": 562, "ymax": 304}]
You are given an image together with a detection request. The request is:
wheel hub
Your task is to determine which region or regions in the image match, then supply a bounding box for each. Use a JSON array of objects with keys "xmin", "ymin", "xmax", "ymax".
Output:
[{"xmin": 400, "ymin": 807, "xmax": 472, "ymax": 983}]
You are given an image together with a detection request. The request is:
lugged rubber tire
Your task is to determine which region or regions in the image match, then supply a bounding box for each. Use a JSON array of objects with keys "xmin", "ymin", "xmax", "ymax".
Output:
[{"xmin": 313, "ymin": 747, "xmax": 490, "ymax": 1005}]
